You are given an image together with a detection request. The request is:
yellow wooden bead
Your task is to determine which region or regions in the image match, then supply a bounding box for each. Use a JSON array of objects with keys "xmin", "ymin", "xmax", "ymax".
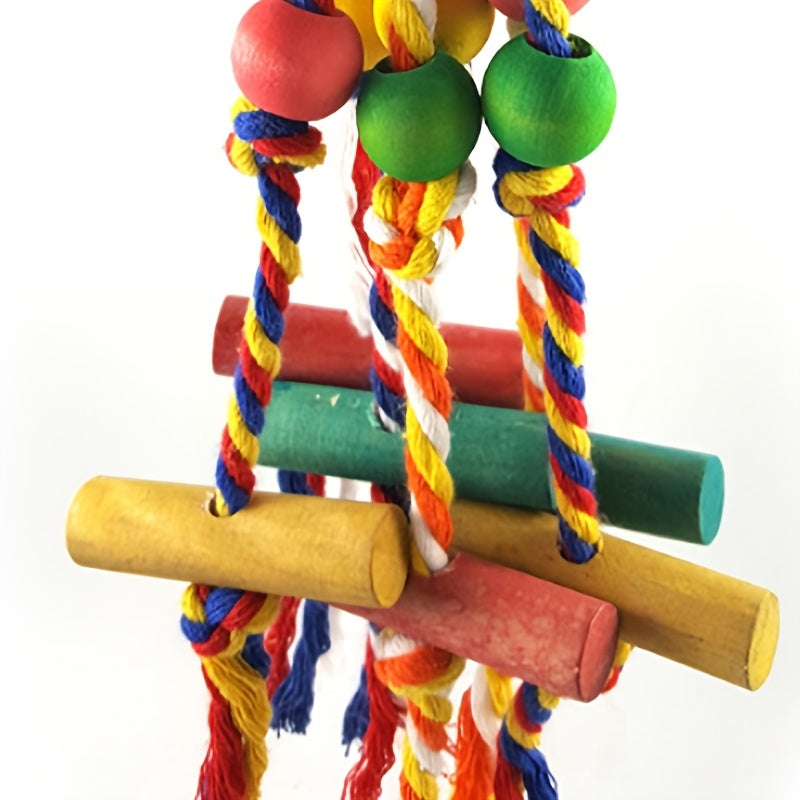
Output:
[
  {"xmin": 373, "ymin": 0, "xmax": 495, "ymax": 64},
  {"xmin": 435, "ymin": 0, "xmax": 495, "ymax": 63},
  {"xmin": 335, "ymin": 0, "xmax": 388, "ymax": 69}
]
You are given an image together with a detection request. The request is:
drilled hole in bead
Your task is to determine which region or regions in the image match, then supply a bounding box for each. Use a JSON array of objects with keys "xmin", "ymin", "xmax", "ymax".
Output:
[
  {"xmin": 568, "ymin": 34, "xmax": 592, "ymax": 58},
  {"xmin": 206, "ymin": 493, "xmax": 220, "ymax": 518}
]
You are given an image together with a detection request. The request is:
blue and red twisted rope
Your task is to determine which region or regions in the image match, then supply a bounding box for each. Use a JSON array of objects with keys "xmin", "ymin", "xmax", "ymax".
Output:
[
  {"xmin": 494, "ymin": 150, "xmax": 596, "ymax": 565},
  {"xmin": 491, "ymin": 2, "xmax": 603, "ymax": 796},
  {"xmin": 182, "ymin": 94, "xmax": 326, "ymax": 800}
]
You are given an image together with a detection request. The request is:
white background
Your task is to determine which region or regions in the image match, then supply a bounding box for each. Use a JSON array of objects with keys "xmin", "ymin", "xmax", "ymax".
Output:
[{"xmin": 1, "ymin": 1, "xmax": 798, "ymax": 797}]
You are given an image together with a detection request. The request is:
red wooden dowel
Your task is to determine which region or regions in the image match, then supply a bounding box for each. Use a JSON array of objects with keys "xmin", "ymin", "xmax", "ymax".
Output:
[
  {"xmin": 338, "ymin": 552, "xmax": 619, "ymax": 702},
  {"xmin": 213, "ymin": 296, "xmax": 524, "ymax": 409}
]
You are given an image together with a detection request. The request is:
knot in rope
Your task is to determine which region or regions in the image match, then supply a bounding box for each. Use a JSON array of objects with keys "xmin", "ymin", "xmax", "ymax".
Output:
[
  {"xmin": 493, "ymin": 151, "xmax": 585, "ymax": 224},
  {"xmin": 181, "ymin": 585, "xmax": 279, "ymax": 662},
  {"xmin": 372, "ymin": 633, "xmax": 465, "ymax": 778},
  {"xmin": 366, "ymin": 165, "xmax": 474, "ymax": 282},
  {"xmin": 226, "ymin": 98, "xmax": 326, "ymax": 176}
]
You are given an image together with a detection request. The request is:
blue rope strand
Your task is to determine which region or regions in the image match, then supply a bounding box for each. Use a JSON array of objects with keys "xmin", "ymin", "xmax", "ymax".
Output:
[
  {"xmin": 214, "ymin": 458, "xmax": 250, "ymax": 514},
  {"xmin": 233, "ymin": 365, "xmax": 265, "ymax": 436},
  {"xmin": 542, "ymin": 328, "xmax": 586, "ymax": 400},
  {"xmin": 342, "ymin": 665, "xmax": 370, "ymax": 753},
  {"xmin": 369, "ymin": 281, "xmax": 397, "ymax": 342},
  {"xmin": 523, "ymin": 1, "xmax": 571, "ymax": 58},
  {"xmin": 531, "ymin": 234, "xmax": 586, "ymax": 304},
  {"xmin": 273, "ymin": 468, "xmax": 332, "ymax": 733},
  {"xmin": 271, "ymin": 600, "xmax": 332, "ymax": 734},
  {"xmin": 499, "ymin": 725, "xmax": 558, "ymax": 800},
  {"xmin": 369, "ymin": 368, "xmax": 405, "ymax": 428},
  {"xmin": 252, "ymin": 271, "xmax": 286, "ymax": 344},
  {"xmin": 233, "ymin": 109, "xmax": 310, "ymax": 141},
  {"xmin": 257, "ymin": 169, "xmax": 303, "ymax": 243},
  {"xmin": 242, "ymin": 633, "xmax": 271, "ymax": 679},
  {"xmin": 286, "ymin": 0, "xmax": 326, "ymax": 13},
  {"xmin": 215, "ymin": 108, "xmax": 309, "ymax": 515}
]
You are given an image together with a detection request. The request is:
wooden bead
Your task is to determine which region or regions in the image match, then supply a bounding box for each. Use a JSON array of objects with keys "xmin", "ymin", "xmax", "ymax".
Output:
[
  {"xmin": 435, "ymin": 0, "xmax": 495, "ymax": 63},
  {"xmin": 334, "ymin": 0, "xmax": 387, "ymax": 69},
  {"xmin": 482, "ymin": 33, "xmax": 616, "ymax": 167},
  {"xmin": 435, "ymin": 0, "xmax": 496, "ymax": 64},
  {"xmin": 231, "ymin": 0, "xmax": 363, "ymax": 121},
  {"xmin": 489, "ymin": 0, "xmax": 590, "ymax": 20},
  {"xmin": 373, "ymin": 0, "xmax": 493, "ymax": 64},
  {"xmin": 357, "ymin": 51, "xmax": 481, "ymax": 181}
]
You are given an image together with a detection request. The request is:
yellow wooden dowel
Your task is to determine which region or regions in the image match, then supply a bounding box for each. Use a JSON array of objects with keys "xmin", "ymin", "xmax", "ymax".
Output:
[
  {"xmin": 66, "ymin": 476, "xmax": 409, "ymax": 608},
  {"xmin": 451, "ymin": 500, "xmax": 779, "ymax": 691},
  {"xmin": 65, "ymin": 477, "xmax": 779, "ymax": 690}
]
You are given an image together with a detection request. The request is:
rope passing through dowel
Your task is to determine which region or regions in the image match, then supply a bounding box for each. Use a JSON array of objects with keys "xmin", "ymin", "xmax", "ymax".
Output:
[
  {"xmin": 341, "ymin": 135, "xmax": 407, "ymax": 799},
  {"xmin": 180, "ymin": 2, "xmax": 362, "ymax": 798},
  {"xmin": 180, "ymin": 93, "xmax": 324, "ymax": 800},
  {"xmin": 487, "ymin": 0, "xmax": 618, "ymax": 794},
  {"xmin": 356, "ymin": 2, "xmax": 482, "ymax": 798}
]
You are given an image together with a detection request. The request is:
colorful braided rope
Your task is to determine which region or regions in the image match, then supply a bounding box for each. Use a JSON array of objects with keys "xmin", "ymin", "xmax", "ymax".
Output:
[
  {"xmin": 342, "ymin": 629, "xmax": 404, "ymax": 800},
  {"xmin": 498, "ymin": 683, "xmax": 560, "ymax": 799},
  {"xmin": 515, "ymin": 217, "xmax": 547, "ymax": 413},
  {"xmin": 365, "ymin": 167, "xmax": 470, "ymax": 800},
  {"xmin": 452, "ymin": 667, "xmax": 514, "ymax": 800},
  {"xmin": 362, "ymin": 4, "xmax": 477, "ymax": 798},
  {"xmin": 368, "ymin": 169, "xmax": 471, "ymax": 573},
  {"xmin": 341, "ymin": 140, "xmax": 409, "ymax": 799},
  {"xmin": 491, "ymin": 3, "xmax": 602, "ymax": 796},
  {"xmin": 180, "ymin": 91, "xmax": 325, "ymax": 800},
  {"xmin": 495, "ymin": 150, "xmax": 598, "ymax": 564}
]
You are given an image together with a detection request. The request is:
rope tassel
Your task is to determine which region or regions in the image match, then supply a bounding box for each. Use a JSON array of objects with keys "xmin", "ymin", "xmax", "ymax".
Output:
[
  {"xmin": 342, "ymin": 662, "xmax": 371, "ymax": 754},
  {"xmin": 342, "ymin": 635, "xmax": 404, "ymax": 800},
  {"xmin": 271, "ymin": 599, "xmax": 331, "ymax": 734}
]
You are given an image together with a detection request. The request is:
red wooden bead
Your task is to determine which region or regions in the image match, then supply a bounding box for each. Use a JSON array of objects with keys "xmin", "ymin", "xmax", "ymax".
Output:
[
  {"xmin": 231, "ymin": 0, "xmax": 363, "ymax": 121},
  {"xmin": 489, "ymin": 0, "xmax": 589, "ymax": 20}
]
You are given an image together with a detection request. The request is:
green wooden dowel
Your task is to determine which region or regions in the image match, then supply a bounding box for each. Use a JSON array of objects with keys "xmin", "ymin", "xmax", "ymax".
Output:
[{"xmin": 259, "ymin": 382, "xmax": 724, "ymax": 545}]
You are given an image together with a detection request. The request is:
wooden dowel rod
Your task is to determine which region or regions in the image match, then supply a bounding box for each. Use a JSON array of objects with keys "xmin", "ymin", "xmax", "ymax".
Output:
[
  {"xmin": 257, "ymin": 381, "xmax": 724, "ymax": 545},
  {"xmin": 65, "ymin": 476, "xmax": 409, "ymax": 608},
  {"xmin": 65, "ymin": 478, "xmax": 778, "ymax": 689},
  {"xmin": 213, "ymin": 296, "xmax": 524, "ymax": 409},
  {"xmin": 339, "ymin": 552, "xmax": 619, "ymax": 702},
  {"xmin": 451, "ymin": 500, "xmax": 779, "ymax": 690},
  {"xmin": 65, "ymin": 477, "xmax": 619, "ymax": 700}
]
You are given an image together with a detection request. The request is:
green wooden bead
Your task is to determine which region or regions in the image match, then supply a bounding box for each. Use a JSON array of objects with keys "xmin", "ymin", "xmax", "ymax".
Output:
[
  {"xmin": 356, "ymin": 51, "xmax": 482, "ymax": 182},
  {"xmin": 482, "ymin": 34, "xmax": 616, "ymax": 167}
]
